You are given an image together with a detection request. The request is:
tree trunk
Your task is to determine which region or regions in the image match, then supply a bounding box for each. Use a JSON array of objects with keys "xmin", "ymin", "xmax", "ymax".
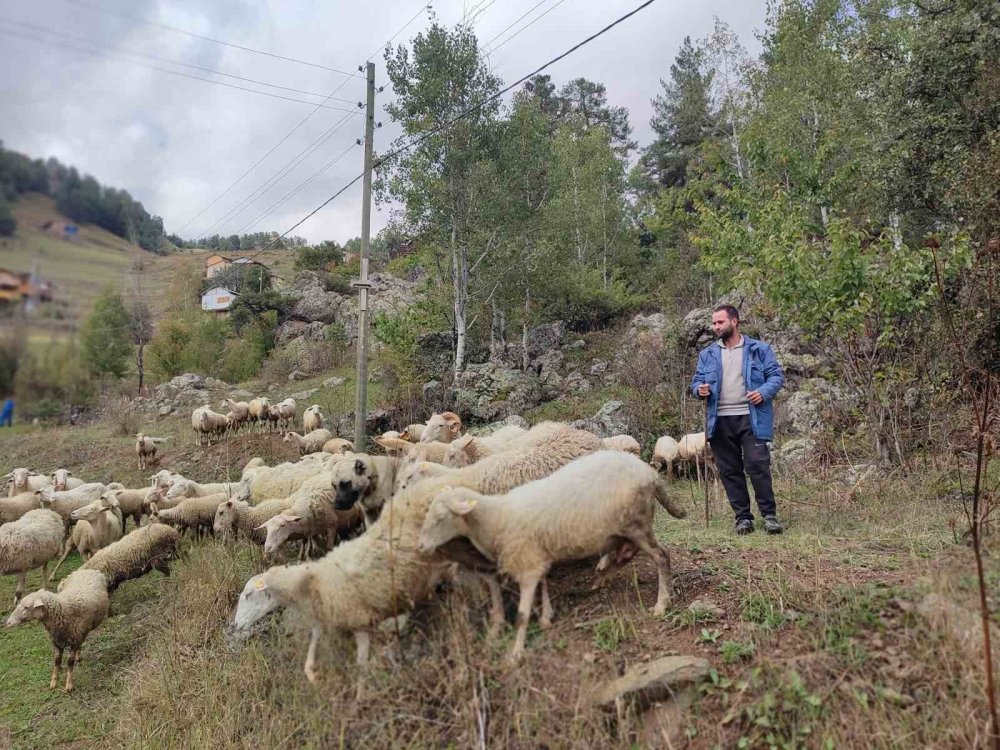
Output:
[
  {"xmin": 452, "ymin": 220, "xmax": 466, "ymax": 378},
  {"xmin": 572, "ymin": 165, "xmax": 584, "ymax": 263},
  {"xmin": 136, "ymin": 340, "xmax": 145, "ymax": 396},
  {"xmin": 522, "ymin": 288, "xmax": 530, "ymax": 373}
]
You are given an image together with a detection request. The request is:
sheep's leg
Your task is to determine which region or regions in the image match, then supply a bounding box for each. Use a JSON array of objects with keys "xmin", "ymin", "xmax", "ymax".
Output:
[
  {"xmin": 40, "ymin": 562, "xmax": 49, "ymax": 590},
  {"xmin": 354, "ymin": 629, "xmax": 371, "ymax": 667},
  {"xmin": 483, "ymin": 574, "xmax": 505, "ymax": 638},
  {"xmin": 630, "ymin": 531, "xmax": 673, "ymax": 616},
  {"xmin": 304, "ymin": 626, "xmax": 322, "ymax": 684},
  {"xmin": 64, "ymin": 649, "xmax": 77, "ymax": 692},
  {"xmin": 539, "ymin": 578, "xmax": 554, "ymax": 630},
  {"xmin": 49, "ymin": 647, "xmax": 63, "ymax": 689},
  {"xmin": 510, "ymin": 572, "xmax": 542, "ymax": 662}
]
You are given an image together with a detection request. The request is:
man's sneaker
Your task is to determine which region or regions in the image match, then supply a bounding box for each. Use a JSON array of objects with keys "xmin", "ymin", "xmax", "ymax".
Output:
[
  {"xmin": 735, "ymin": 518, "xmax": 754, "ymax": 535},
  {"xmin": 762, "ymin": 516, "xmax": 783, "ymax": 535}
]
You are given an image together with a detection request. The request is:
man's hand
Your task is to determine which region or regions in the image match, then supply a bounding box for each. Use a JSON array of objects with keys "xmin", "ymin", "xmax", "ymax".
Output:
[
  {"xmin": 747, "ymin": 390, "xmax": 764, "ymax": 406},
  {"xmin": 697, "ymin": 384, "xmax": 710, "ymax": 398}
]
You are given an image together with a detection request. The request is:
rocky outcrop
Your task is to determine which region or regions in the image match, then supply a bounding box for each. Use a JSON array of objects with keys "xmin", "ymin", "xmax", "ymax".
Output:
[
  {"xmin": 571, "ymin": 400, "xmax": 630, "ymax": 438},
  {"xmin": 287, "ymin": 271, "xmax": 418, "ymax": 341},
  {"xmin": 136, "ymin": 373, "xmax": 232, "ymax": 415},
  {"xmin": 453, "ymin": 362, "xmax": 543, "ymax": 422}
]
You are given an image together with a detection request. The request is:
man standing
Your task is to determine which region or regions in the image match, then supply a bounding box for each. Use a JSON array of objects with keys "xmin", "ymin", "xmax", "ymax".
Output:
[
  {"xmin": 0, "ymin": 397, "xmax": 13, "ymax": 427},
  {"xmin": 690, "ymin": 305, "xmax": 785, "ymax": 535}
]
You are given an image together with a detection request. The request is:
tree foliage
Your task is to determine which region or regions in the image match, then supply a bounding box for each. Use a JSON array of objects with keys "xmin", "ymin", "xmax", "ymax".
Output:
[{"xmin": 80, "ymin": 288, "xmax": 133, "ymax": 379}]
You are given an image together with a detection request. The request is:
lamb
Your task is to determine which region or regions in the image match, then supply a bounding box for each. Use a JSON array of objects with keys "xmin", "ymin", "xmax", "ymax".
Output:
[
  {"xmin": 102, "ymin": 488, "xmax": 147, "ymax": 531},
  {"xmin": 233, "ymin": 478, "xmax": 447, "ymax": 682},
  {"xmin": 50, "ymin": 469, "xmax": 83, "ymax": 492},
  {"xmin": 151, "ymin": 493, "xmax": 230, "ymax": 538},
  {"xmin": 331, "ymin": 454, "xmax": 399, "ymax": 528},
  {"xmin": 441, "ymin": 425, "xmax": 531, "ymax": 467},
  {"xmin": 0, "ymin": 508, "xmax": 64, "ymax": 602},
  {"xmin": 248, "ymin": 397, "xmax": 271, "ymax": 432},
  {"xmin": 650, "ymin": 435, "xmax": 680, "ymax": 478},
  {"xmin": 221, "ymin": 398, "xmax": 251, "ymax": 434},
  {"xmin": 165, "ymin": 478, "xmax": 236, "ymax": 501},
  {"xmin": 378, "ymin": 436, "xmax": 451, "ymax": 464},
  {"xmin": 601, "ymin": 434, "xmax": 642, "ymax": 456},
  {"xmin": 134, "ymin": 433, "xmax": 168, "ymax": 470},
  {"xmin": 259, "ymin": 476, "xmax": 364, "ymax": 557},
  {"xmin": 420, "ymin": 411, "xmax": 463, "ymax": 443},
  {"xmin": 195, "ymin": 407, "xmax": 230, "ymax": 445},
  {"xmin": 271, "ymin": 398, "xmax": 297, "ymax": 432},
  {"xmin": 400, "ymin": 423, "xmax": 425, "ymax": 442},
  {"xmin": 1, "ymin": 491, "xmax": 42, "ymax": 525},
  {"xmin": 50, "ymin": 496, "xmax": 123, "ymax": 579},
  {"xmin": 149, "ymin": 470, "xmax": 183, "ymax": 492},
  {"xmin": 303, "ymin": 404, "xmax": 325, "ymax": 433},
  {"xmin": 322, "ymin": 437, "xmax": 354, "ymax": 455},
  {"xmin": 5, "ymin": 468, "xmax": 51, "ymax": 497},
  {"xmin": 283, "ymin": 429, "xmax": 335, "ymax": 457},
  {"xmin": 141, "ymin": 487, "xmax": 181, "ymax": 516},
  {"xmin": 36, "ymin": 484, "xmax": 109, "ymax": 527},
  {"xmin": 417, "ymin": 451, "xmax": 686, "ymax": 660},
  {"xmin": 79, "ymin": 523, "xmax": 181, "ymax": 592},
  {"xmin": 213, "ymin": 497, "xmax": 296, "ymax": 543},
  {"xmin": 677, "ymin": 431, "xmax": 708, "ymax": 484},
  {"xmin": 233, "ymin": 459, "xmax": 333, "ymax": 503},
  {"xmin": 5, "ymin": 568, "xmax": 110, "ymax": 691}
]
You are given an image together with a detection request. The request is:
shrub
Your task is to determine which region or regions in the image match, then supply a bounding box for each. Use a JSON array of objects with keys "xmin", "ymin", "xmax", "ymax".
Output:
[
  {"xmin": 296, "ymin": 241, "xmax": 343, "ymax": 272},
  {"xmin": 14, "ymin": 343, "xmax": 95, "ymax": 421},
  {"xmin": 105, "ymin": 395, "xmax": 141, "ymax": 436},
  {"xmin": 0, "ymin": 328, "xmax": 24, "ymax": 395}
]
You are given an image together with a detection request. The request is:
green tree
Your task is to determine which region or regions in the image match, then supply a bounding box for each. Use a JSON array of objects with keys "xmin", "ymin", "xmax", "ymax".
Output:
[
  {"xmin": 0, "ymin": 195, "xmax": 14, "ymax": 236},
  {"xmin": 80, "ymin": 288, "xmax": 132, "ymax": 379}
]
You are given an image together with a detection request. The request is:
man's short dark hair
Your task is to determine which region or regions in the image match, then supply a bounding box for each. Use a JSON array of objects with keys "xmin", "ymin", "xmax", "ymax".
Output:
[{"xmin": 713, "ymin": 304, "xmax": 740, "ymax": 322}]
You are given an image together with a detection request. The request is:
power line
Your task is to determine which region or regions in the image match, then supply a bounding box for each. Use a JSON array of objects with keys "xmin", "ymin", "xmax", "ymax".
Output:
[
  {"xmin": 483, "ymin": 0, "xmax": 550, "ymax": 47},
  {"xmin": 87, "ymin": 0, "xmax": 656, "ymax": 338},
  {"xmin": 467, "ymin": 0, "xmax": 500, "ymax": 26},
  {"xmin": 365, "ymin": 3, "xmax": 430, "ymax": 61},
  {"xmin": 64, "ymin": 0, "xmax": 362, "ymax": 78},
  {"xmin": 487, "ymin": 0, "xmax": 572, "ymax": 55},
  {"xmin": 0, "ymin": 16, "xmax": 357, "ymax": 104},
  {"xmin": 0, "ymin": 26, "xmax": 362, "ymax": 113}
]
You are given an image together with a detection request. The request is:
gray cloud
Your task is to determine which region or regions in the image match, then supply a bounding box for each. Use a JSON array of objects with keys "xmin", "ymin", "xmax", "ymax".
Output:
[{"xmin": 0, "ymin": 0, "xmax": 766, "ymax": 244}]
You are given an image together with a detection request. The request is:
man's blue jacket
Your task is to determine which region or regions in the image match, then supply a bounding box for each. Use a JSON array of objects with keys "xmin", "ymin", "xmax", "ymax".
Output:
[{"xmin": 689, "ymin": 336, "xmax": 785, "ymax": 441}]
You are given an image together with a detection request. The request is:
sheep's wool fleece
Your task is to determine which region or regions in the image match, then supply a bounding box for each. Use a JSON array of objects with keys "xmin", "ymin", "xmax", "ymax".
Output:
[
  {"xmin": 39, "ymin": 569, "xmax": 110, "ymax": 648},
  {"xmin": 0, "ymin": 508, "xmax": 64, "ymax": 572},
  {"xmin": 83, "ymin": 525, "xmax": 181, "ymax": 588}
]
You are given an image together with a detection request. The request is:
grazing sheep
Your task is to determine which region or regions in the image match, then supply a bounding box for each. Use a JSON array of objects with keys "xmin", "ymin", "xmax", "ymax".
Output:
[
  {"xmin": 283, "ymin": 429, "xmax": 335, "ymax": 457},
  {"xmin": 418, "ymin": 451, "xmax": 686, "ymax": 659},
  {"xmin": 441, "ymin": 425, "xmax": 531, "ymax": 468},
  {"xmin": 677, "ymin": 431, "xmax": 708, "ymax": 484},
  {"xmin": 400, "ymin": 423, "xmax": 425, "ymax": 442},
  {"xmin": 0, "ymin": 508, "xmax": 64, "ymax": 602},
  {"xmin": 259, "ymin": 477, "xmax": 364, "ymax": 558},
  {"xmin": 36, "ymin": 484, "xmax": 109, "ymax": 527},
  {"xmin": 247, "ymin": 397, "xmax": 271, "ymax": 432},
  {"xmin": 601, "ymin": 434, "xmax": 642, "ymax": 456},
  {"xmin": 50, "ymin": 469, "xmax": 84, "ymax": 492},
  {"xmin": 50, "ymin": 496, "xmax": 123, "ymax": 579},
  {"xmin": 79, "ymin": 524, "xmax": 181, "ymax": 592},
  {"xmin": 233, "ymin": 478, "xmax": 447, "ymax": 681},
  {"xmin": 151, "ymin": 493, "xmax": 229, "ymax": 538},
  {"xmin": 420, "ymin": 412, "xmax": 463, "ymax": 444},
  {"xmin": 379, "ymin": 430, "xmax": 402, "ymax": 441},
  {"xmin": 148, "ymin": 470, "xmax": 183, "ymax": 492},
  {"xmin": 5, "ymin": 468, "xmax": 51, "ymax": 497},
  {"xmin": 101, "ymin": 488, "xmax": 146, "ymax": 531},
  {"xmin": 221, "ymin": 398, "xmax": 251, "ymax": 433},
  {"xmin": 165, "ymin": 478, "xmax": 236, "ymax": 501},
  {"xmin": 650, "ymin": 435, "xmax": 680, "ymax": 478},
  {"xmin": 270, "ymin": 398, "xmax": 297, "ymax": 432},
  {"xmin": 302, "ymin": 404, "xmax": 325, "ymax": 433},
  {"xmin": 1, "ymin": 491, "xmax": 42, "ymax": 525},
  {"xmin": 196, "ymin": 407, "xmax": 231, "ymax": 445},
  {"xmin": 378, "ymin": 437, "xmax": 451, "ymax": 464},
  {"xmin": 322, "ymin": 437, "xmax": 354, "ymax": 455},
  {"xmin": 213, "ymin": 497, "xmax": 296, "ymax": 543},
  {"xmin": 331, "ymin": 454, "xmax": 399, "ymax": 528},
  {"xmin": 233, "ymin": 459, "xmax": 333, "ymax": 504},
  {"xmin": 5, "ymin": 568, "xmax": 110, "ymax": 691},
  {"xmin": 140, "ymin": 487, "xmax": 180, "ymax": 516},
  {"xmin": 134, "ymin": 433, "xmax": 168, "ymax": 470}
]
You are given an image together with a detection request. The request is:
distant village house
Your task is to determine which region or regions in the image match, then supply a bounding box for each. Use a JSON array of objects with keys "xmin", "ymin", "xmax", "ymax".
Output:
[
  {"xmin": 201, "ymin": 286, "xmax": 237, "ymax": 314},
  {"xmin": 0, "ymin": 268, "xmax": 53, "ymax": 306},
  {"xmin": 205, "ymin": 253, "xmax": 269, "ymax": 279}
]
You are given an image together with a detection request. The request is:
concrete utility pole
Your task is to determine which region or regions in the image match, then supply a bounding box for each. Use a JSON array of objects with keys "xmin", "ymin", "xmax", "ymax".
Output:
[{"xmin": 353, "ymin": 61, "xmax": 376, "ymax": 449}]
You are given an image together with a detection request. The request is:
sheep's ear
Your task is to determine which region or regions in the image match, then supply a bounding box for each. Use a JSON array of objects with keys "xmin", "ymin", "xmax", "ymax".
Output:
[
  {"xmin": 2, "ymin": 472, "xmax": 10, "ymax": 479},
  {"xmin": 462, "ymin": 438, "xmax": 476, "ymax": 455},
  {"xmin": 445, "ymin": 495, "xmax": 477, "ymax": 515},
  {"xmin": 354, "ymin": 459, "xmax": 366, "ymax": 476}
]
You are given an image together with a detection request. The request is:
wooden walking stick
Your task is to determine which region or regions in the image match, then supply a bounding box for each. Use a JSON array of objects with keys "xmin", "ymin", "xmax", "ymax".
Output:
[{"xmin": 704, "ymin": 399, "xmax": 710, "ymax": 528}]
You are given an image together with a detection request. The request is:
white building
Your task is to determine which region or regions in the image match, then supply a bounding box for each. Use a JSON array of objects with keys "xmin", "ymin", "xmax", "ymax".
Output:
[{"xmin": 201, "ymin": 286, "xmax": 237, "ymax": 313}]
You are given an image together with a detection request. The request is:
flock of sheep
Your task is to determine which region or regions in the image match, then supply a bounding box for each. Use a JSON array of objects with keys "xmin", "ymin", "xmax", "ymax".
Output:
[{"xmin": 1, "ymin": 403, "xmax": 709, "ymax": 692}]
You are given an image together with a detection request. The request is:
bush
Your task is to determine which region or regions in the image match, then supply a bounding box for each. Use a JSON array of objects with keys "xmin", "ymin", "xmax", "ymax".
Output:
[
  {"xmin": 14, "ymin": 344, "xmax": 95, "ymax": 421},
  {"xmin": 0, "ymin": 329, "xmax": 24, "ymax": 395},
  {"xmin": 105, "ymin": 395, "xmax": 141, "ymax": 436},
  {"xmin": 296, "ymin": 241, "xmax": 344, "ymax": 272}
]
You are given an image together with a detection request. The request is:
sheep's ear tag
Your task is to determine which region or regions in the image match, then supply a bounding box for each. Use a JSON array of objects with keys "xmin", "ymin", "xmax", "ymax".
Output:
[
  {"xmin": 450, "ymin": 497, "xmax": 477, "ymax": 515},
  {"xmin": 253, "ymin": 578, "xmax": 267, "ymax": 591}
]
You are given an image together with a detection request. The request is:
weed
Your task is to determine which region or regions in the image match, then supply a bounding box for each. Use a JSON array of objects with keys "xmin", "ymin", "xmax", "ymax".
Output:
[
  {"xmin": 698, "ymin": 628, "xmax": 722, "ymax": 643},
  {"xmin": 741, "ymin": 593, "xmax": 788, "ymax": 630},
  {"xmin": 720, "ymin": 640, "xmax": 755, "ymax": 663},
  {"xmin": 593, "ymin": 617, "xmax": 631, "ymax": 651}
]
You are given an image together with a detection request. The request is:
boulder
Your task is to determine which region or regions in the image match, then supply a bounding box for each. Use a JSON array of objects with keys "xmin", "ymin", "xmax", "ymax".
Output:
[
  {"xmin": 682, "ymin": 307, "xmax": 714, "ymax": 349},
  {"xmin": 275, "ymin": 320, "xmax": 308, "ymax": 345},
  {"xmin": 422, "ymin": 380, "xmax": 445, "ymax": 408},
  {"xmin": 323, "ymin": 376, "xmax": 347, "ymax": 388},
  {"xmin": 287, "ymin": 370, "xmax": 309, "ymax": 382},
  {"xmin": 526, "ymin": 321, "xmax": 565, "ymax": 359},
  {"xmin": 782, "ymin": 390, "xmax": 824, "ymax": 434},
  {"xmin": 687, "ymin": 598, "xmax": 724, "ymax": 618},
  {"xmin": 289, "ymin": 271, "xmax": 342, "ymax": 325},
  {"xmin": 565, "ymin": 339, "xmax": 586, "ymax": 351},
  {"xmin": 593, "ymin": 655, "xmax": 711, "ymax": 709},
  {"xmin": 288, "ymin": 388, "xmax": 319, "ymax": 401},
  {"xmin": 575, "ymin": 400, "xmax": 630, "ymax": 439},
  {"xmin": 288, "ymin": 270, "xmax": 419, "ymax": 340},
  {"xmin": 453, "ymin": 362, "xmax": 543, "ymax": 421},
  {"xmin": 564, "ymin": 371, "xmax": 592, "ymax": 395},
  {"xmin": 626, "ymin": 312, "xmax": 668, "ymax": 349},
  {"xmin": 415, "ymin": 331, "xmax": 454, "ymax": 375},
  {"xmin": 772, "ymin": 437, "xmax": 817, "ymax": 471},
  {"xmin": 589, "ymin": 361, "xmax": 608, "ymax": 377}
]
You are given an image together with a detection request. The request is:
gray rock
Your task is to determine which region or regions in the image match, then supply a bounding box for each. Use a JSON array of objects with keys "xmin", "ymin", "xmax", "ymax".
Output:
[
  {"xmin": 415, "ymin": 331, "xmax": 454, "ymax": 374},
  {"xmin": 267, "ymin": 384, "xmax": 278, "ymax": 393},
  {"xmin": 168, "ymin": 373, "xmax": 206, "ymax": 390},
  {"xmin": 593, "ymin": 655, "xmax": 711, "ymax": 709},
  {"xmin": 565, "ymin": 339, "xmax": 586, "ymax": 351},
  {"xmin": 782, "ymin": 390, "xmax": 824, "ymax": 434},
  {"xmin": 526, "ymin": 321, "xmax": 565, "ymax": 358},
  {"xmin": 687, "ymin": 598, "xmax": 724, "ymax": 618},
  {"xmin": 422, "ymin": 380, "xmax": 445, "ymax": 407},
  {"xmin": 287, "ymin": 370, "xmax": 309, "ymax": 382},
  {"xmin": 323, "ymin": 376, "xmax": 347, "ymax": 388},
  {"xmin": 288, "ymin": 270, "xmax": 419, "ymax": 340},
  {"xmin": 157, "ymin": 405, "xmax": 175, "ymax": 417},
  {"xmin": 288, "ymin": 388, "xmax": 319, "ymax": 401},
  {"xmin": 564, "ymin": 371, "xmax": 592, "ymax": 395},
  {"xmin": 453, "ymin": 362, "xmax": 543, "ymax": 421},
  {"xmin": 625, "ymin": 312, "xmax": 668, "ymax": 349},
  {"xmin": 275, "ymin": 320, "xmax": 308, "ymax": 345},
  {"xmin": 772, "ymin": 437, "xmax": 817, "ymax": 471},
  {"xmin": 589, "ymin": 361, "xmax": 608, "ymax": 377},
  {"xmin": 581, "ymin": 400, "xmax": 630, "ymax": 438},
  {"xmin": 682, "ymin": 307, "xmax": 714, "ymax": 349}
]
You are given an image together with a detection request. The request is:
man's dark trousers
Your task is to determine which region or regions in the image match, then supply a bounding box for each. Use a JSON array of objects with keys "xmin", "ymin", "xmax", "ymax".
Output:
[{"xmin": 709, "ymin": 414, "xmax": 776, "ymax": 521}]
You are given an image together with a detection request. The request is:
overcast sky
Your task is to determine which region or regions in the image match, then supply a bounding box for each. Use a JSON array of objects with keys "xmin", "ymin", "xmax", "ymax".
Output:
[{"xmin": 0, "ymin": 0, "xmax": 767, "ymax": 244}]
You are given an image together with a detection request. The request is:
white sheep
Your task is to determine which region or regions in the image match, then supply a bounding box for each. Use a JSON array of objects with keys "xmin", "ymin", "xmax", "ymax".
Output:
[
  {"xmin": 650, "ymin": 435, "xmax": 680, "ymax": 478},
  {"xmin": 400, "ymin": 423, "xmax": 425, "ymax": 442},
  {"xmin": 302, "ymin": 404, "xmax": 325, "ymax": 433},
  {"xmin": 51, "ymin": 469, "xmax": 84, "ymax": 492},
  {"xmin": 248, "ymin": 397, "xmax": 272, "ymax": 432},
  {"xmin": 50, "ymin": 496, "xmax": 123, "ymax": 579},
  {"xmin": 79, "ymin": 524, "xmax": 181, "ymax": 592},
  {"xmin": 148, "ymin": 470, "xmax": 183, "ymax": 492},
  {"xmin": 1, "ymin": 491, "xmax": 42, "ymax": 525},
  {"xmin": 441, "ymin": 425, "xmax": 532, "ymax": 467},
  {"xmin": 322, "ymin": 437, "xmax": 354, "ymax": 455},
  {"xmin": 420, "ymin": 412, "xmax": 463, "ymax": 444},
  {"xmin": 5, "ymin": 568, "xmax": 110, "ymax": 691},
  {"xmin": 5, "ymin": 468, "xmax": 51, "ymax": 497},
  {"xmin": 134, "ymin": 433, "xmax": 168, "ymax": 470},
  {"xmin": 213, "ymin": 497, "xmax": 296, "ymax": 543},
  {"xmin": 418, "ymin": 451, "xmax": 686, "ymax": 660},
  {"xmin": 233, "ymin": 459, "xmax": 333, "ymax": 504},
  {"xmin": 151, "ymin": 493, "xmax": 229, "ymax": 538},
  {"xmin": 677, "ymin": 431, "xmax": 708, "ymax": 484},
  {"xmin": 271, "ymin": 398, "xmax": 297, "ymax": 432},
  {"xmin": 195, "ymin": 407, "xmax": 230, "ymax": 445},
  {"xmin": 0, "ymin": 508, "xmax": 65, "ymax": 602},
  {"xmin": 101, "ymin": 488, "xmax": 146, "ymax": 531},
  {"xmin": 377, "ymin": 436, "xmax": 451, "ymax": 463},
  {"xmin": 283, "ymin": 429, "xmax": 335, "ymax": 457},
  {"xmin": 221, "ymin": 398, "xmax": 251, "ymax": 434},
  {"xmin": 601, "ymin": 434, "xmax": 642, "ymax": 456},
  {"xmin": 165, "ymin": 478, "xmax": 236, "ymax": 501},
  {"xmin": 36, "ymin": 484, "xmax": 109, "ymax": 527},
  {"xmin": 259, "ymin": 477, "xmax": 365, "ymax": 558}
]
